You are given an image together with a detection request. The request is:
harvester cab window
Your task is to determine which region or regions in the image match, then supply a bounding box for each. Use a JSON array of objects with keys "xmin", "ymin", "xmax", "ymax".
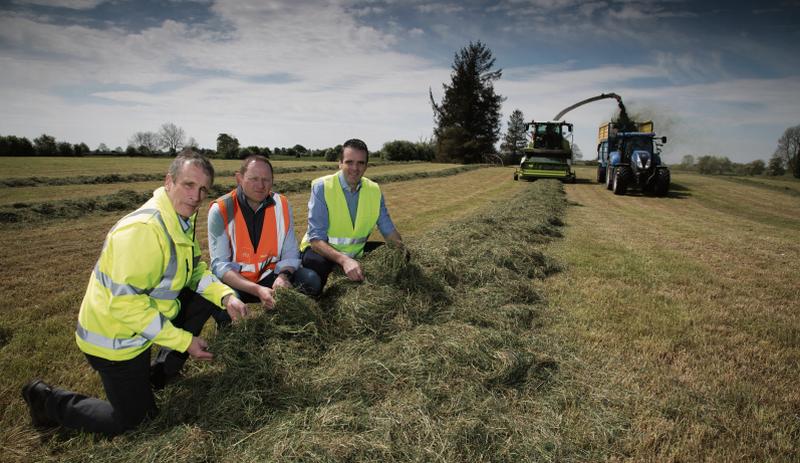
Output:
[{"xmin": 543, "ymin": 125, "xmax": 560, "ymax": 149}]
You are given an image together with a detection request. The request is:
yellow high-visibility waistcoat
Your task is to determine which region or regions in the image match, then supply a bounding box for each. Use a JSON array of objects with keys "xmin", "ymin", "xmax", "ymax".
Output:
[
  {"xmin": 75, "ymin": 186, "xmax": 233, "ymax": 361},
  {"xmin": 300, "ymin": 173, "xmax": 381, "ymax": 258},
  {"xmin": 213, "ymin": 189, "xmax": 290, "ymax": 282}
]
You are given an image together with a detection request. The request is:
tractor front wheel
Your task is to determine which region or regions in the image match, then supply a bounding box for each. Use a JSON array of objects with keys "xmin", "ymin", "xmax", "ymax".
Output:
[
  {"xmin": 606, "ymin": 167, "xmax": 614, "ymax": 190},
  {"xmin": 653, "ymin": 169, "xmax": 670, "ymax": 196},
  {"xmin": 597, "ymin": 166, "xmax": 606, "ymax": 183},
  {"xmin": 613, "ymin": 166, "xmax": 631, "ymax": 195}
]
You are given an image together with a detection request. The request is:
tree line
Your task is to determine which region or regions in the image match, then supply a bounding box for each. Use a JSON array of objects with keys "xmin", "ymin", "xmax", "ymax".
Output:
[
  {"xmin": 677, "ymin": 125, "xmax": 800, "ymax": 178},
  {"xmin": 216, "ymin": 133, "xmax": 434, "ymax": 162},
  {"xmin": 0, "ymin": 129, "xmax": 435, "ymax": 163}
]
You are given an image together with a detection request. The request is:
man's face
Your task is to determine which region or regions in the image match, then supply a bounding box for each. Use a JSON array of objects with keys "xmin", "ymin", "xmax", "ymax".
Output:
[
  {"xmin": 165, "ymin": 162, "xmax": 211, "ymax": 219},
  {"xmin": 339, "ymin": 147, "xmax": 368, "ymax": 188},
  {"xmin": 236, "ymin": 160, "xmax": 272, "ymax": 204}
]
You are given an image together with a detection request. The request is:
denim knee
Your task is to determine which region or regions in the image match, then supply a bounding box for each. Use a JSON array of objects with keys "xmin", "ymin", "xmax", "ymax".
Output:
[{"xmin": 293, "ymin": 267, "xmax": 322, "ymax": 297}]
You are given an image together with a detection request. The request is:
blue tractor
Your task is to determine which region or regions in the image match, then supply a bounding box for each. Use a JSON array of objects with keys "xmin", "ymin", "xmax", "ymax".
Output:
[{"xmin": 597, "ymin": 120, "xmax": 669, "ymax": 196}]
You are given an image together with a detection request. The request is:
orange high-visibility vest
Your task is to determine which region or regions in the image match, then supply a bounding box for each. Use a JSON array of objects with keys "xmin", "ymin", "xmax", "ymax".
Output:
[{"xmin": 214, "ymin": 189, "xmax": 290, "ymax": 282}]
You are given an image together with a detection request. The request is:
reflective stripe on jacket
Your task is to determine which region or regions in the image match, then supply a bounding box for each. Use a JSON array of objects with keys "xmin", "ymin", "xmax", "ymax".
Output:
[
  {"xmin": 214, "ymin": 190, "xmax": 290, "ymax": 282},
  {"xmin": 75, "ymin": 186, "xmax": 234, "ymax": 361},
  {"xmin": 300, "ymin": 173, "xmax": 380, "ymax": 258}
]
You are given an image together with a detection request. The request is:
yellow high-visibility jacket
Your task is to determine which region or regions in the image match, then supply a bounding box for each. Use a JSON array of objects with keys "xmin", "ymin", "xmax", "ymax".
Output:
[
  {"xmin": 300, "ymin": 173, "xmax": 380, "ymax": 258},
  {"xmin": 75, "ymin": 186, "xmax": 233, "ymax": 361}
]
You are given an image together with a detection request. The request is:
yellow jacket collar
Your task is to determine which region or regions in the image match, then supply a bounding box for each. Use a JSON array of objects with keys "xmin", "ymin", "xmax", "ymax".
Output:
[{"xmin": 153, "ymin": 186, "xmax": 194, "ymax": 245}]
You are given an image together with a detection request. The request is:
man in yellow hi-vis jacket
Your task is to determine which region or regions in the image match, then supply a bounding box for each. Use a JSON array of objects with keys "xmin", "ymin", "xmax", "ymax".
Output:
[
  {"xmin": 21, "ymin": 150, "xmax": 248, "ymax": 437},
  {"xmin": 299, "ymin": 139, "xmax": 404, "ymax": 294}
]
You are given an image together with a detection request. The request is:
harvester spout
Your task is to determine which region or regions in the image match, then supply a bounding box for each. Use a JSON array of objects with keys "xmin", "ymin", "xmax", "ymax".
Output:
[{"xmin": 554, "ymin": 92, "xmax": 623, "ymax": 121}]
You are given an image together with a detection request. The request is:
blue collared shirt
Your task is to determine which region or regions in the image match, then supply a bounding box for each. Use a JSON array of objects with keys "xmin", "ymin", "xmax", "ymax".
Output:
[
  {"xmin": 208, "ymin": 188, "xmax": 301, "ymax": 280},
  {"xmin": 305, "ymin": 171, "xmax": 396, "ymax": 243},
  {"xmin": 178, "ymin": 215, "xmax": 192, "ymax": 233}
]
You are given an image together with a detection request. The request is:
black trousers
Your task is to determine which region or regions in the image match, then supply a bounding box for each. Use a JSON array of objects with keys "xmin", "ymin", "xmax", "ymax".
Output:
[
  {"xmin": 44, "ymin": 289, "xmax": 214, "ymax": 437},
  {"xmin": 300, "ymin": 241, "xmax": 385, "ymax": 290}
]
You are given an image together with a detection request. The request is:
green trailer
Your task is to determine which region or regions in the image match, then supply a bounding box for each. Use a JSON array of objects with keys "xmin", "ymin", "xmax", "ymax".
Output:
[{"xmin": 514, "ymin": 120, "xmax": 576, "ymax": 182}]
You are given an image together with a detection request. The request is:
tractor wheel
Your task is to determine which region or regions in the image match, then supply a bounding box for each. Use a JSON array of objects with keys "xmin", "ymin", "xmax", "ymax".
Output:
[
  {"xmin": 513, "ymin": 172, "xmax": 519, "ymax": 181},
  {"xmin": 653, "ymin": 169, "xmax": 670, "ymax": 196},
  {"xmin": 605, "ymin": 167, "xmax": 614, "ymax": 190},
  {"xmin": 597, "ymin": 166, "xmax": 606, "ymax": 183},
  {"xmin": 613, "ymin": 166, "xmax": 631, "ymax": 195}
]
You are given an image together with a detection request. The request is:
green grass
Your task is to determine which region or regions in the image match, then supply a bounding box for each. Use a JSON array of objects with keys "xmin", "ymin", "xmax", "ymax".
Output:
[
  {"xmin": 538, "ymin": 165, "xmax": 800, "ymax": 461},
  {"xmin": 0, "ymin": 162, "xmax": 464, "ymax": 205},
  {"xmin": 718, "ymin": 174, "xmax": 800, "ymax": 197},
  {"xmin": 0, "ymin": 156, "xmax": 337, "ymax": 179},
  {"xmin": 2, "ymin": 160, "xmax": 799, "ymax": 461},
  {"xmin": 0, "ymin": 165, "xmax": 481, "ymax": 223}
]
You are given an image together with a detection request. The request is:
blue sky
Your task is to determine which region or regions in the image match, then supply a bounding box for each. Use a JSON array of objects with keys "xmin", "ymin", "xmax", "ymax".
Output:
[{"xmin": 1, "ymin": 0, "xmax": 799, "ymax": 163}]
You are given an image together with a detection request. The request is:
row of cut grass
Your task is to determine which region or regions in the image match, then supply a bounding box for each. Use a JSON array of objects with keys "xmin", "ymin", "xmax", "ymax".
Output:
[
  {"xmin": 0, "ymin": 156, "xmax": 338, "ymax": 179},
  {"xmin": 0, "ymin": 165, "xmax": 482, "ymax": 223},
  {"xmin": 1, "ymin": 168, "xmax": 526, "ymax": 462},
  {"xmin": 0, "ymin": 162, "xmax": 462, "ymax": 205},
  {"xmin": 13, "ymin": 178, "xmax": 577, "ymax": 462}
]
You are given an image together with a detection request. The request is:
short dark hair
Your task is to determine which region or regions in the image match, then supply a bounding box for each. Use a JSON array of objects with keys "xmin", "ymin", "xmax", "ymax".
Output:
[
  {"xmin": 169, "ymin": 148, "xmax": 215, "ymax": 185},
  {"xmin": 239, "ymin": 154, "xmax": 273, "ymax": 176},
  {"xmin": 341, "ymin": 138, "xmax": 369, "ymax": 163}
]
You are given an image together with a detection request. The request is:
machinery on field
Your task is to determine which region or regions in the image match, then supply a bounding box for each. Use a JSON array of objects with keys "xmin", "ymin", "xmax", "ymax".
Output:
[
  {"xmin": 596, "ymin": 120, "xmax": 669, "ymax": 196},
  {"xmin": 513, "ymin": 120, "xmax": 576, "ymax": 182},
  {"xmin": 514, "ymin": 93, "xmax": 626, "ymax": 183}
]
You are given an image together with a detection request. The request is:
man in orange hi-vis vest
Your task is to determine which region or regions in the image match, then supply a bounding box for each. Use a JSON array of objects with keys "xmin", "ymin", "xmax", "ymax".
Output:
[{"xmin": 208, "ymin": 155, "xmax": 320, "ymax": 324}]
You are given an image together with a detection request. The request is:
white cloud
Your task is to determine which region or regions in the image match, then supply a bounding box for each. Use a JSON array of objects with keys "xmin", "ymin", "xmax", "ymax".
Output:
[
  {"xmin": 12, "ymin": 0, "xmax": 107, "ymax": 9},
  {"xmin": 0, "ymin": 1, "xmax": 450, "ymax": 151},
  {"xmin": 416, "ymin": 3, "xmax": 464, "ymax": 14},
  {"xmin": 0, "ymin": 0, "xmax": 797, "ymax": 163}
]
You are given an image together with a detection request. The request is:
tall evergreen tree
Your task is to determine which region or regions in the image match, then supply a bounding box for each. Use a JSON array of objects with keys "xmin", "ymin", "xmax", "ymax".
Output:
[
  {"xmin": 500, "ymin": 109, "xmax": 527, "ymax": 159},
  {"xmin": 430, "ymin": 41, "xmax": 505, "ymax": 164}
]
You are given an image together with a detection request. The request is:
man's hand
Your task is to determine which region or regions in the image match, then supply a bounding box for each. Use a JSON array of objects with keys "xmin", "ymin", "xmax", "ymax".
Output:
[
  {"xmin": 187, "ymin": 336, "xmax": 213, "ymax": 361},
  {"xmin": 273, "ymin": 272, "xmax": 293, "ymax": 291},
  {"xmin": 341, "ymin": 256, "xmax": 364, "ymax": 281},
  {"xmin": 256, "ymin": 286, "xmax": 276, "ymax": 309},
  {"xmin": 224, "ymin": 294, "xmax": 249, "ymax": 322}
]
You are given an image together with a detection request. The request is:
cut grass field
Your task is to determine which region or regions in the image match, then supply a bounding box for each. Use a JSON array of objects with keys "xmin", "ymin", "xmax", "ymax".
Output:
[
  {"xmin": 0, "ymin": 162, "xmax": 462, "ymax": 205},
  {"xmin": 0, "ymin": 156, "xmax": 337, "ymax": 179},
  {"xmin": 1, "ymin": 159, "xmax": 798, "ymax": 461},
  {"xmin": 538, "ymin": 166, "xmax": 799, "ymax": 461}
]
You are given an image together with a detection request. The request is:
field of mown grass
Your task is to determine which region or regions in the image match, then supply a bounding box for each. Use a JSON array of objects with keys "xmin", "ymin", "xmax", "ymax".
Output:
[
  {"xmin": 1, "ymin": 158, "xmax": 798, "ymax": 461},
  {"xmin": 539, "ymin": 165, "xmax": 799, "ymax": 461},
  {"xmin": 0, "ymin": 156, "xmax": 336, "ymax": 178},
  {"xmin": 0, "ymin": 162, "xmax": 459, "ymax": 205}
]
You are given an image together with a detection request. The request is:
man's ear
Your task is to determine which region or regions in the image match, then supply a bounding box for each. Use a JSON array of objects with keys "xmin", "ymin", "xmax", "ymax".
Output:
[
  {"xmin": 235, "ymin": 172, "xmax": 243, "ymax": 185},
  {"xmin": 165, "ymin": 174, "xmax": 173, "ymax": 191}
]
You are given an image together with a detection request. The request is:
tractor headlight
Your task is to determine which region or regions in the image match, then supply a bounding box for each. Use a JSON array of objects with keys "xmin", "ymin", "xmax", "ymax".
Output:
[{"xmin": 634, "ymin": 151, "xmax": 651, "ymax": 169}]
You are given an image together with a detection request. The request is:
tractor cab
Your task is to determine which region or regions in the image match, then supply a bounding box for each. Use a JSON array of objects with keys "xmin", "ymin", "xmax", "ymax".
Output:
[{"xmin": 527, "ymin": 121, "xmax": 573, "ymax": 153}]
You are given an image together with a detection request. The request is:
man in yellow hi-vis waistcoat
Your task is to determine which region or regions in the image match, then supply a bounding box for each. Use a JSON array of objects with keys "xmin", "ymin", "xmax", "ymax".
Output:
[
  {"xmin": 299, "ymin": 139, "xmax": 404, "ymax": 294},
  {"xmin": 21, "ymin": 150, "xmax": 248, "ymax": 437}
]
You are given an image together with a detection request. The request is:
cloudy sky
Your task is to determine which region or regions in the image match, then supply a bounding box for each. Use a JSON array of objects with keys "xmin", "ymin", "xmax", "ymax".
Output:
[{"xmin": 1, "ymin": 0, "xmax": 799, "ymax": 163}]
